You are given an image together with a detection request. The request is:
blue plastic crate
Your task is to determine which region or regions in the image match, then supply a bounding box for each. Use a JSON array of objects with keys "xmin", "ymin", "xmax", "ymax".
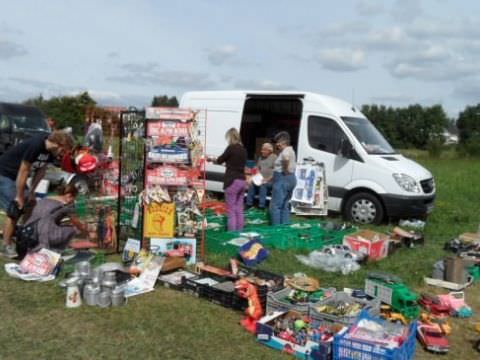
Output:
[{"xmin": 333, "ymin": 310, "xmax": 416, "ymax": 360}]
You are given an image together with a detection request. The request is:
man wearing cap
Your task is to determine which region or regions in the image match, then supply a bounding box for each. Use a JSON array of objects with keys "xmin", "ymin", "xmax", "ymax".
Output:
[
  {"xmin": 60, "ymin": 146, "xmax": 97, "ymax": 174},
  {"xmin": 270, "ymin": 131, "xmax": 297, "ymax": 225},
  {"xmin": 0, "ymin": 130, "xmax": 74, "ymax": 257}
]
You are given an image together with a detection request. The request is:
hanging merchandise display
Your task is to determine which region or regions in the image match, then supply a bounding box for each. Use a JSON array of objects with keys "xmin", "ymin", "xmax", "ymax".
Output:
[
  {"xmin": 74, "ymin": 106, "xmax": 123, "ymax": 254},
  {"xmin": 117, "ymin": 109, "xmax": 146, "ymax": 253},
  {"xmin": 143, "ymin": 107, "xmax": 206, "ymax": 262},
  {"xmin": 291, "ymin": 161, "xmax": 329, "ymax": 216}
]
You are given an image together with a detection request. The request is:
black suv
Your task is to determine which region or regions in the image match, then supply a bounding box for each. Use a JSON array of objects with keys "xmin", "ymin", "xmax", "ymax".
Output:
[{"xmin": 0, "ymin": 102, "xmax": 50, "ymax": 154}]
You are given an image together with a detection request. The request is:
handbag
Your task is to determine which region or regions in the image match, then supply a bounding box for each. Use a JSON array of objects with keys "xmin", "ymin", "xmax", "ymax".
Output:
[{"xmin": 15, "ymin": 204, "xmax": 65, "ymax": 260}]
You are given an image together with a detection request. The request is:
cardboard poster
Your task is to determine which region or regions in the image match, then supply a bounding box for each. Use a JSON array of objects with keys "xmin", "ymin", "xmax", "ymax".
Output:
[
  {"xmin": 143, "ymin": 202, "xmax": 175, "ymax": 238},
  {"xmin": 150, "ymin": 238, "xmax": 196, "ymax": 265}
]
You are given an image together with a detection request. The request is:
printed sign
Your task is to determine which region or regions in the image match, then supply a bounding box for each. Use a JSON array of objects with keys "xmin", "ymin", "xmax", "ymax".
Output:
[{"xmin": 143, "ymin": 202, "xmax": 175, "ymax": 238}]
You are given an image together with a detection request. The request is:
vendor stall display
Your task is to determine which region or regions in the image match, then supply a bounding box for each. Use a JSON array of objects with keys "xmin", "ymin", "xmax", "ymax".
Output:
[
  {"xmin": 142, "ymin": 107, "xmax": 206, "ymax": 262},
  {"xmin": 118, "ymin": 109, "xmax": 146, "ymax": 252},
  {"xmin": 291, "ymin": 161, "xmax": 328, "ymax": 216}
]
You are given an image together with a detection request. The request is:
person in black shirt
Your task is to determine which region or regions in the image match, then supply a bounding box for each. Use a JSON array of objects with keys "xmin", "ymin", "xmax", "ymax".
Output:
[
  {"xmin": 209, "ymin": 128, "xmax": 247, "ymax": 231},
  {"xmin": 0, "ymin": 130, "xmax": 74, "ymax": 257}
]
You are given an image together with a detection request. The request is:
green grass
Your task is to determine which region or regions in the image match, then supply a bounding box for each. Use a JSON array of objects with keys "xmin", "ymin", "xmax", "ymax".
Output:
[{"xmin": 1, "ymin": 156, "xmax": 480, "ymax": 359}]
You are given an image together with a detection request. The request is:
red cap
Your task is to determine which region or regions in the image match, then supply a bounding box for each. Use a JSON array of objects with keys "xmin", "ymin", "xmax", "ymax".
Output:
[{"xmin": 76, "ymin": 153, "xmax": 97, "ymax": 173}]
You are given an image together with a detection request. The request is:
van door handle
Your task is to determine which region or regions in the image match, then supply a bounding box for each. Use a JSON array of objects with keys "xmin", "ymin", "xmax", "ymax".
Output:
[{"xmin": 303, "ymin": 157, "xmax": 315, "ymax": 162}]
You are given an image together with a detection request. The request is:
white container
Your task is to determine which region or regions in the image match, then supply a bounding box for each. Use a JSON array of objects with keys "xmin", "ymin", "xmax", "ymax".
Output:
[{"xmin": 66, "ymin": 285, "xmax": 82, "ymax": 308}]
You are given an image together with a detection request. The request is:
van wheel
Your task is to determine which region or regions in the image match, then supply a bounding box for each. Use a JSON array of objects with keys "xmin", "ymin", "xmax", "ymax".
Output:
[{"xmin": 344, "ymin": 192, "xmax": 384, "ymax": 225}]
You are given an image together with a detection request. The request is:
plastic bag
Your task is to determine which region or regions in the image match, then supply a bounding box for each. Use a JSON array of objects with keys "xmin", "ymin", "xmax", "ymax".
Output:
[{"xmin": 296, "ymin": 250, "xmax": 360, "ymax": 275}]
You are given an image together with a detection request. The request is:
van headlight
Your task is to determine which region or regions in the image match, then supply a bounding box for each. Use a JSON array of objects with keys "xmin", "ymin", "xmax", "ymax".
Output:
[{"xmin": 393, "ymin": 173, "xmax": 421, "ymax": 193}]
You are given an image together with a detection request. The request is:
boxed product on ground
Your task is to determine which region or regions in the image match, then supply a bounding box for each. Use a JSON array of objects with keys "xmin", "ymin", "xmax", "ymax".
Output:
[
  {"xmin": 158, "ymin": 270, "xmax": 197, "ymax": 291},
  {"xmin": 256, "ymin": 310, "xmax": 334, "ymax": 360},
  {"xmin": 333, "ymin": 310, "xmax": 416, "ymax": 360},
  {"xmin": 267, "ymin": 287, "xmax": 336, "ymax": 316},
  {"xmin": 309, "ymin": 291, "xmax": 381, "ymax": 328},
  {"xmin": 343, "ymin": 230, "xmax": 389, "ymax": 261}
]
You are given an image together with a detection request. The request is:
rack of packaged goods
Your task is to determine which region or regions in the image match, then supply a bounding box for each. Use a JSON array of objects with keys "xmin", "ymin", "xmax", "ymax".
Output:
[
  {"xmin": 143, "ymin": 107, "xmax": 206, "ymax": 264},
  {"xmin": 74, "ymin": 107, "xmax": 122, "ymax": 253},
  {"xmin": 117, "ymin": 109, "xmax": 146, "ymax": 252}
]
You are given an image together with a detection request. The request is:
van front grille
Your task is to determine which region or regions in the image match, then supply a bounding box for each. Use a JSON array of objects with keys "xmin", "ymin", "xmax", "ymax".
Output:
[{"xmin": 420, "ymin": 178, "xmax": 435, "ymax": 194}]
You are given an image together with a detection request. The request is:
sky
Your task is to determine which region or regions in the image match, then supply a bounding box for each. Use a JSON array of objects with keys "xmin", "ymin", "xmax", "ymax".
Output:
[{"xmin": 1, "ymin": 0, "xmax": 480, "ymax": 117}]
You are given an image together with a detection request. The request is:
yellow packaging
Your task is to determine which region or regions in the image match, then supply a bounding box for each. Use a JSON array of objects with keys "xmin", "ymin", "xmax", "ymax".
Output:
[{"xmin": 143, "ymin": 202, "xmax": 175, "ymax": 238}]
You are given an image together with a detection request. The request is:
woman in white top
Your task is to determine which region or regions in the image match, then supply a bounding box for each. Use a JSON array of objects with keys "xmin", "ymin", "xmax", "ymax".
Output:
[{"xmin": 269, "ymin": 131, "xmax": 296, "ymax": 225}]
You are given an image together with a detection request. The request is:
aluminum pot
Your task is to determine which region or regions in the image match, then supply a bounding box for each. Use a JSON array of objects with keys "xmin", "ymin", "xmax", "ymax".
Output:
[
  {"xmin": 75, "ymin": 261, "xmax": 92, "ymax": 278},
  {"xmin": 96, "ymin": 290, "xmax": 112, "ymax": 308},
  {"xmin": 83, "ymin": 284, "xmax": 101, "ymax": 306},
  {"xmin": 102, "ymin": 271, "xmax": 117, "ymax": 287},
  {"xmin": 111, "ymin": 286, "xmax": 126, "ymax": 307}
]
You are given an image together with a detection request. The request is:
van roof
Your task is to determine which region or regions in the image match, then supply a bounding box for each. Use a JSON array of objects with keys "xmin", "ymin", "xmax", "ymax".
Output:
[
  {"xmin": 0, "ymin": 102, "xmax": 45, "ymax": 117},
  {"xmin": 180, "ymin": 90, "xmax": 363, "ymax": 118}
]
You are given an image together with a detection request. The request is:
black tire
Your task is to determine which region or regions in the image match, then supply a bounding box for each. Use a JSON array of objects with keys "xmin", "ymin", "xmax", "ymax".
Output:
[{"xmin": 343, "ymin": 192, "xmax": 384, "ymax": 225}]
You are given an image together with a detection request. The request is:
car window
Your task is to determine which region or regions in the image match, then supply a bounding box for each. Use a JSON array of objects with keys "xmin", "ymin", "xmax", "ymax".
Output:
[
  {"xmin": 308, "ymin": 116, "xmax": 347, "ymax": 154},
  {"xmin": 0, "ymin": 114, "xmax": 9, "ymax": 130}
]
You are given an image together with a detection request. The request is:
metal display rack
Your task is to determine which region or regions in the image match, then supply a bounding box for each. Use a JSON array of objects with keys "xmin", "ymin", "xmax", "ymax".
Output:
[
  {"xmin": 142, "ymin": 107, "xmax": 206, "ymax": 262},
  {"xmin": 117, "ymin": 109, "xmax": 146, "ymax": 251}
]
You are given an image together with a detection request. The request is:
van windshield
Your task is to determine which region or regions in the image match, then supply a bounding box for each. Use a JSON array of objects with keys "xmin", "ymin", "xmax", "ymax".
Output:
[
  {"xmin": 9, "ymin": 115, "xmax": 48, "ymax": 131},
  {"xmin": 342, "ymin": 117, "xmax": 396, "ymax": 155}
]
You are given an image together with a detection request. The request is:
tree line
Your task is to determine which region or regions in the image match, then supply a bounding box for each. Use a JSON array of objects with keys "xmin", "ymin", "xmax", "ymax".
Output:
[{"xmin": 21, "ymin": 92, "xmax": 479, "ymax": 155}]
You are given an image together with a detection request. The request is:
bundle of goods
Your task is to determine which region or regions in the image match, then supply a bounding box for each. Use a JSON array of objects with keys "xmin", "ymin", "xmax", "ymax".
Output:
[
  {"xmin": 59, "ymin": 262, "xmax": 130, "ymax": 308},
  {"xmin": 333, "ymin": 311, "xmax": 417, "ymax": 360},
  {"xmin": 256, "ymin": 310, "xmax": 336, "ymax": 360},
  {"xmin": 309, "ymin": 291, "xmax": 381, "ymax": 328}
]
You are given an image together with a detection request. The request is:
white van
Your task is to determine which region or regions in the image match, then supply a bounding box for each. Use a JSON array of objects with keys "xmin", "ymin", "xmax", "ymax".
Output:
[{"xmin": 180, "ymin": 91, "xmax": 435, "ymax": 224}]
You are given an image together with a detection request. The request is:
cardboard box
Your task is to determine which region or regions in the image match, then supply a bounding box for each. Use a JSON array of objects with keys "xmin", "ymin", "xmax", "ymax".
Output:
[
  {"xmin": 343, "ymin": 230, "xmax": 389, "ymax": 261},
  {"xmin": 459, "ymin": 232, "xmax": 480, "ymax": 243},
  {"xmin": 256, "ymin": 310, "xmax": 333, "ymax": 360}
]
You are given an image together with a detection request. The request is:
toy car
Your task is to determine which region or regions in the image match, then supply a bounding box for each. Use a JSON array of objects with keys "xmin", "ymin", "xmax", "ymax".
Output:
[
  {"xmin": 321, "ymin": 244, "xmax": 366, "ymax": 262},
  {"xmin": 418, "ymin": 293, "xmax": 450, "ymax": 316},
  {"xmin": 437, "ymin": 291, "xmax": 472, "ymax": 317},
  {"xmin": 417, "ymin": 323, "xmax": 449, "ymax": 353},
  {"xmin": 419, "ymin": 312, "xmax": 451, "ymax": 335},
  {"xmin": 380, "ymin": 304, "xmax": 408, "ymax": 325}
]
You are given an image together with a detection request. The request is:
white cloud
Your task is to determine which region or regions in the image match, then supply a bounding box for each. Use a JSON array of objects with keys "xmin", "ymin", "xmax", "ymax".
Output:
[
  {"xmin": 408, "ymin": 18, "xmax": 480, "ymax": 40},
  {"xmin": 365, "ymin": 26, "xmax": 408, "ymax": 49},
  {"xmin": 316, "ymin": 49, "xmax": 366, "ymax": 71},
  {"xmin": 233, "ymin": 79, "xmax": 295, "ymax": 90},
  {"xmin": 315, "ymin": 21, "xmax": 370, "ymax": 38},
  {"xmin": 370, "ymin": 93, "xmax": 414, "ymax": 103},
  {"xmin": 453, "ymin": 81, "xmax": 480, "ymax": 101},
  {"xmin": 0, "ymin": 38, "xmax": 27, "ymax": 60},
  {"xmin": 355, "ymin": 0, "xmax": 385, "ymax": 16},
  {"xmin": 206, "ymin": 45, "xmax": 238, "ymax": 66},
  {"xmin": 391, "ymin": 0, "xmax": 424, "ymax": 23}
]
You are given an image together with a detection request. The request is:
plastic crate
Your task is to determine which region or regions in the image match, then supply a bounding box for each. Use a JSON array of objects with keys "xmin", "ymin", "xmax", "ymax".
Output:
[
  {"xmin": 182, "ymin": 275, "xmax": 219, "ymax": 298},
  {"xmin": 333, "ymin": 311, "xmax": 416, "ymax": 360},
  {"xmin": 158, "ymin": 270, "xmax": 197, "ymax": 291},
  {"xmin": 205, "ymin": 281, "xmax": 236, "ymax": 308},
  {"xmin": 309, "ymin": 291, "xmax": 381, "ymax": 328},
  {"xmin": 267, "ymin": 287, "xmax": 336, "ymax": 315}
]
